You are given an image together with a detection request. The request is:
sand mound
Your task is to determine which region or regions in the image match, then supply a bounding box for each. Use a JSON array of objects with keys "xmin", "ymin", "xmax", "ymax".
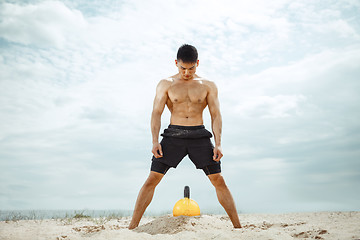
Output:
[{"xmin": 134, "ymin": 215, "xmax": 201, "ymax": 235}]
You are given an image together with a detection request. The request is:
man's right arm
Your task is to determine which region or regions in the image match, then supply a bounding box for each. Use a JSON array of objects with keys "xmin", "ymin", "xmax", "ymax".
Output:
[{"xmin": 151, "ymin": 80, "xmax": 170, "ymax": 158}]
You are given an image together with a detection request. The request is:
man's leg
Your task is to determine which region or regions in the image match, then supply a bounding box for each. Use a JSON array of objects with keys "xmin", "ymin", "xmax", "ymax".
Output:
[
  {"xmin": 128, "ymin": 171, "xmax": 164, "ymax": 229},
  {"xmin": 208, "ymin": 173, "xmax": 242, "ymax": 228}
]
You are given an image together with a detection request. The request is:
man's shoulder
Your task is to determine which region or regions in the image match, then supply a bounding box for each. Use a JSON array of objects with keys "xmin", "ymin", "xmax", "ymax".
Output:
[
  {"xmin": 193, "ymin": 76, "xmax": 214, "ymax": 84},
  {"xmin": 198, "ymin": 78, "xmax": 217, "ymax": 89},
  {"xmin": 200, "ymin": 79, "xmax": 215, "ymax": 84},
  {"xmin": 156, "ymin": 78, "xmax": 173, "ymax": 93},
  {"xmin": 158, "ymin": 78, "xmax": 173, "ymax": 85}
]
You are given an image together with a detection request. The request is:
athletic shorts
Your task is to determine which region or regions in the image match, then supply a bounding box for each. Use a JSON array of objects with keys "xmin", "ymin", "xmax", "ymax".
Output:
[{"xmin": 151, "ymin": 125, "xmax": 221, "ymax": 175}]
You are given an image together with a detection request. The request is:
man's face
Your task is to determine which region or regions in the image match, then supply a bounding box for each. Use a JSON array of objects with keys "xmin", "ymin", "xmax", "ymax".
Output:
[{"xmin": 175, "ymin": 60, "xmax": 199, "ymax": 80}]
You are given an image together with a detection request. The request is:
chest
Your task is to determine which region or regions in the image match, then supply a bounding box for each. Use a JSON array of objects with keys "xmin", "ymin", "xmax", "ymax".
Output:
[{"xmin": 168, "ymin": 83, "xmax": 208, "ymax": 104}]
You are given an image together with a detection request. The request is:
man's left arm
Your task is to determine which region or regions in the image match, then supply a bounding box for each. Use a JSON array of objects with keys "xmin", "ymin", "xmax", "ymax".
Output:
[{"xmin": 206, "ymin": 81, "xmax": 223, "ymax": 162}]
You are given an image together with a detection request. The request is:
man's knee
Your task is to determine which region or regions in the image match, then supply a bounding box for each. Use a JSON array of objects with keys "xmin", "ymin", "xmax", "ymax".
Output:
[
  {"xmin": 143, "ymin": 171, "xmax": 163, "ymax": 188},
  {"xmin": 208, "ymin": 173, "xmax": 227, "ymax": 188}
]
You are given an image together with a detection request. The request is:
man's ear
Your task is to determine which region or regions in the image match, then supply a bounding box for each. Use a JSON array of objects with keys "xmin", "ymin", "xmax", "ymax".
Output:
[
  {"xmin": 175, "ymin": 59, "xmax": 178, "ymax": 66},
  {"xmin": 197, "ymin": 60, "xmax": 199, "ymax": 67}
]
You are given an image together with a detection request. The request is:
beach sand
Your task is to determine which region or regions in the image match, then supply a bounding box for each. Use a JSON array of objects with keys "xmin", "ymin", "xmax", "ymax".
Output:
[{"xmin": 0, "ymin": 212, "xmax": 359, "ymax": 240}]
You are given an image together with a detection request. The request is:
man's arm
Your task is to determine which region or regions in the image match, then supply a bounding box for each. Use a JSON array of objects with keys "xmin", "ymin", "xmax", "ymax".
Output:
[
  {"xmin": 151, "ymin": 80, "xmax": 170, "ymax": 158},
  {"xmin": 206, "ymin": 81, "xmax": 223, "ymax": 162}
]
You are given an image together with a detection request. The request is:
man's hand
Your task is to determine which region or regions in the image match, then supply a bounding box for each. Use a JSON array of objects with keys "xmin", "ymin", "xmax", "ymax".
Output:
[
  {"xmin": 213, "ymin": 146, "xmax": 223, "ymax": 162},
  {"xmin": 152, "ymin": 142, "xmax": 163, "ymax": 158}
]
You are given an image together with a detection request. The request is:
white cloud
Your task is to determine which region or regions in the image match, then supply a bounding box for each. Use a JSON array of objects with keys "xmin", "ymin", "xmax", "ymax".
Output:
[
  {"xmin": 1, "ymin": 0, "xmax": 360, "ymax": 213},
  {"xmin": 0, "ymin": 1, "xmax": 87, "ymax": 47},
  {"xmin": 308, "ymin": 19, "xmax": 359, "ymax": 39},
  {"xmin": 233, "ymin": 94, "xmax": 307, "ymax": 119}
]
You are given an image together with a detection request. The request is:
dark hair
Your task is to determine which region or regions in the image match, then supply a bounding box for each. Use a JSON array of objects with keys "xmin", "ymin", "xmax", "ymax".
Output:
[{"xmin": 177, "ymin": 44, "xmax": 198, "ymax": 63}]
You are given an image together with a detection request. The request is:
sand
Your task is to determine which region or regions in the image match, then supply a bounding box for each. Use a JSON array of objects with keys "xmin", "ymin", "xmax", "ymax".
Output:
[{"xmin": 0, "ymin": 212, "xmax": 359, "ymax": 240}]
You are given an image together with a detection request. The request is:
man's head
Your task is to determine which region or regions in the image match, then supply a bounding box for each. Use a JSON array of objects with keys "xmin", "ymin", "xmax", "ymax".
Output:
[
  {"xmin": 176, "ymin": 44, "xmax": 198, "ymax": 63},
  {"xmin": 175, "ymin": 44, "xmax": 199, "ymax": 80}
]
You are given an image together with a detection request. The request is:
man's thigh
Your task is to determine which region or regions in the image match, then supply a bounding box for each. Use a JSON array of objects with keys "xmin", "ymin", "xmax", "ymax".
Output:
[
  {"xmin": 187, "ymin": 138, "xmax": 218, "ymax": 169},
  {"xmin": 152, "ymin": 137, "xmax": 188, "ymax": 168}
]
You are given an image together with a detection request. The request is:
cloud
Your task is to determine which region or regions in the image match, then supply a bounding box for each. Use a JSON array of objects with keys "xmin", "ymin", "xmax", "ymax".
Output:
[
  {"xmin": 217, "ymin": 43, "xmax": 360, "ymax": 211},
  {"xmin": 0, "ymin": 0, "xmax": 359, "ymax": 213},
  {"xmin": 233, "ymin": 94, "xmax": 307, "ymax": 119},
  {"xmin": 0, "ymin": 1, "xmax": 87, "ymax": 47}
]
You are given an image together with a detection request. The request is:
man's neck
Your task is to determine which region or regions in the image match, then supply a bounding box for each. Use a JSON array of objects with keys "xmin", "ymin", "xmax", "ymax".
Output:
[{"xmin": 174, "ymin": 74, "xmax": 200, "ymax": 82}]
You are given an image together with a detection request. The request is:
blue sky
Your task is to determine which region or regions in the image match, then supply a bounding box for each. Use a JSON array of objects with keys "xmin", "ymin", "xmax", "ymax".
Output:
[{"xmin": 0, "ymin": 0, "xmax": 359, "ymax": 214}]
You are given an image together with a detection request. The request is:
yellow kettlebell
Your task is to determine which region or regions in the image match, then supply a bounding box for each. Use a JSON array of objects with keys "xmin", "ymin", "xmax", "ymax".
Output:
[{"xmin": 173, "ymin": 186, "xmax": 200, "ymax": 216}]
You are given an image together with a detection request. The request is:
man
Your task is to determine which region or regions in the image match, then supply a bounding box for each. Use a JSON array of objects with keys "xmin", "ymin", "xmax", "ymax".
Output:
[{"xmin": 128, "ymin": 44, "xmax": 241, "ymax": 229}]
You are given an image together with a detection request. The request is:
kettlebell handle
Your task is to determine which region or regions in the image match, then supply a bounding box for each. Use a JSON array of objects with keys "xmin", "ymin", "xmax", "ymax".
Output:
[{"xmin": 184, "ymin": 186, "xmax": 190, "ymax": 198}]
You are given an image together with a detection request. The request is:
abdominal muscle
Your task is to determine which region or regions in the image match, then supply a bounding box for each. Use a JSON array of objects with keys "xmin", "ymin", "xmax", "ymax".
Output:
[{"xmin": 168, "ymin": 103, "xmax": 206, "ymax": 126}]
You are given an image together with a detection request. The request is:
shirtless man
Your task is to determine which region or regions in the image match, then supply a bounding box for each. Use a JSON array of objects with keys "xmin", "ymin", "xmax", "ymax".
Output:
[{"xmin": 128, "ymin": 44, "xmax": 241, "ymax": 229}]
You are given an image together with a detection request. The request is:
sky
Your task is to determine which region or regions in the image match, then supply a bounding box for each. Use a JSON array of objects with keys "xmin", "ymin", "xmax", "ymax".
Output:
[{"xmin": 0, "ymin": 0, "xmax": 360, "ymax": 214}]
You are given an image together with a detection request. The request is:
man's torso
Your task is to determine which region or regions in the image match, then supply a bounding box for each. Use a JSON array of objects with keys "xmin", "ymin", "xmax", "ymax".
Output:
[{"xmin": 165, "ymin": 74, "xmax": 210, "ymax": 126}]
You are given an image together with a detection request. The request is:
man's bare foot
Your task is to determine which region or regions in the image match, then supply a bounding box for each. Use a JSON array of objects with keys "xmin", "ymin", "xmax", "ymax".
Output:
[{"xmin": 128, "ymin": 225, "xmax": 137, "ymax": 230}]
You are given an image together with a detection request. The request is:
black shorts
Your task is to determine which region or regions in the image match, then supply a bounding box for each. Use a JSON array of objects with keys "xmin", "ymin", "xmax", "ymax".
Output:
[
  {"xmin": 151, "ymin": 160, "xmax": 221, "ymax": 175},
  {"xmin": 151, "ymin": 125, "xmax": 221, "ymax": 175}
]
